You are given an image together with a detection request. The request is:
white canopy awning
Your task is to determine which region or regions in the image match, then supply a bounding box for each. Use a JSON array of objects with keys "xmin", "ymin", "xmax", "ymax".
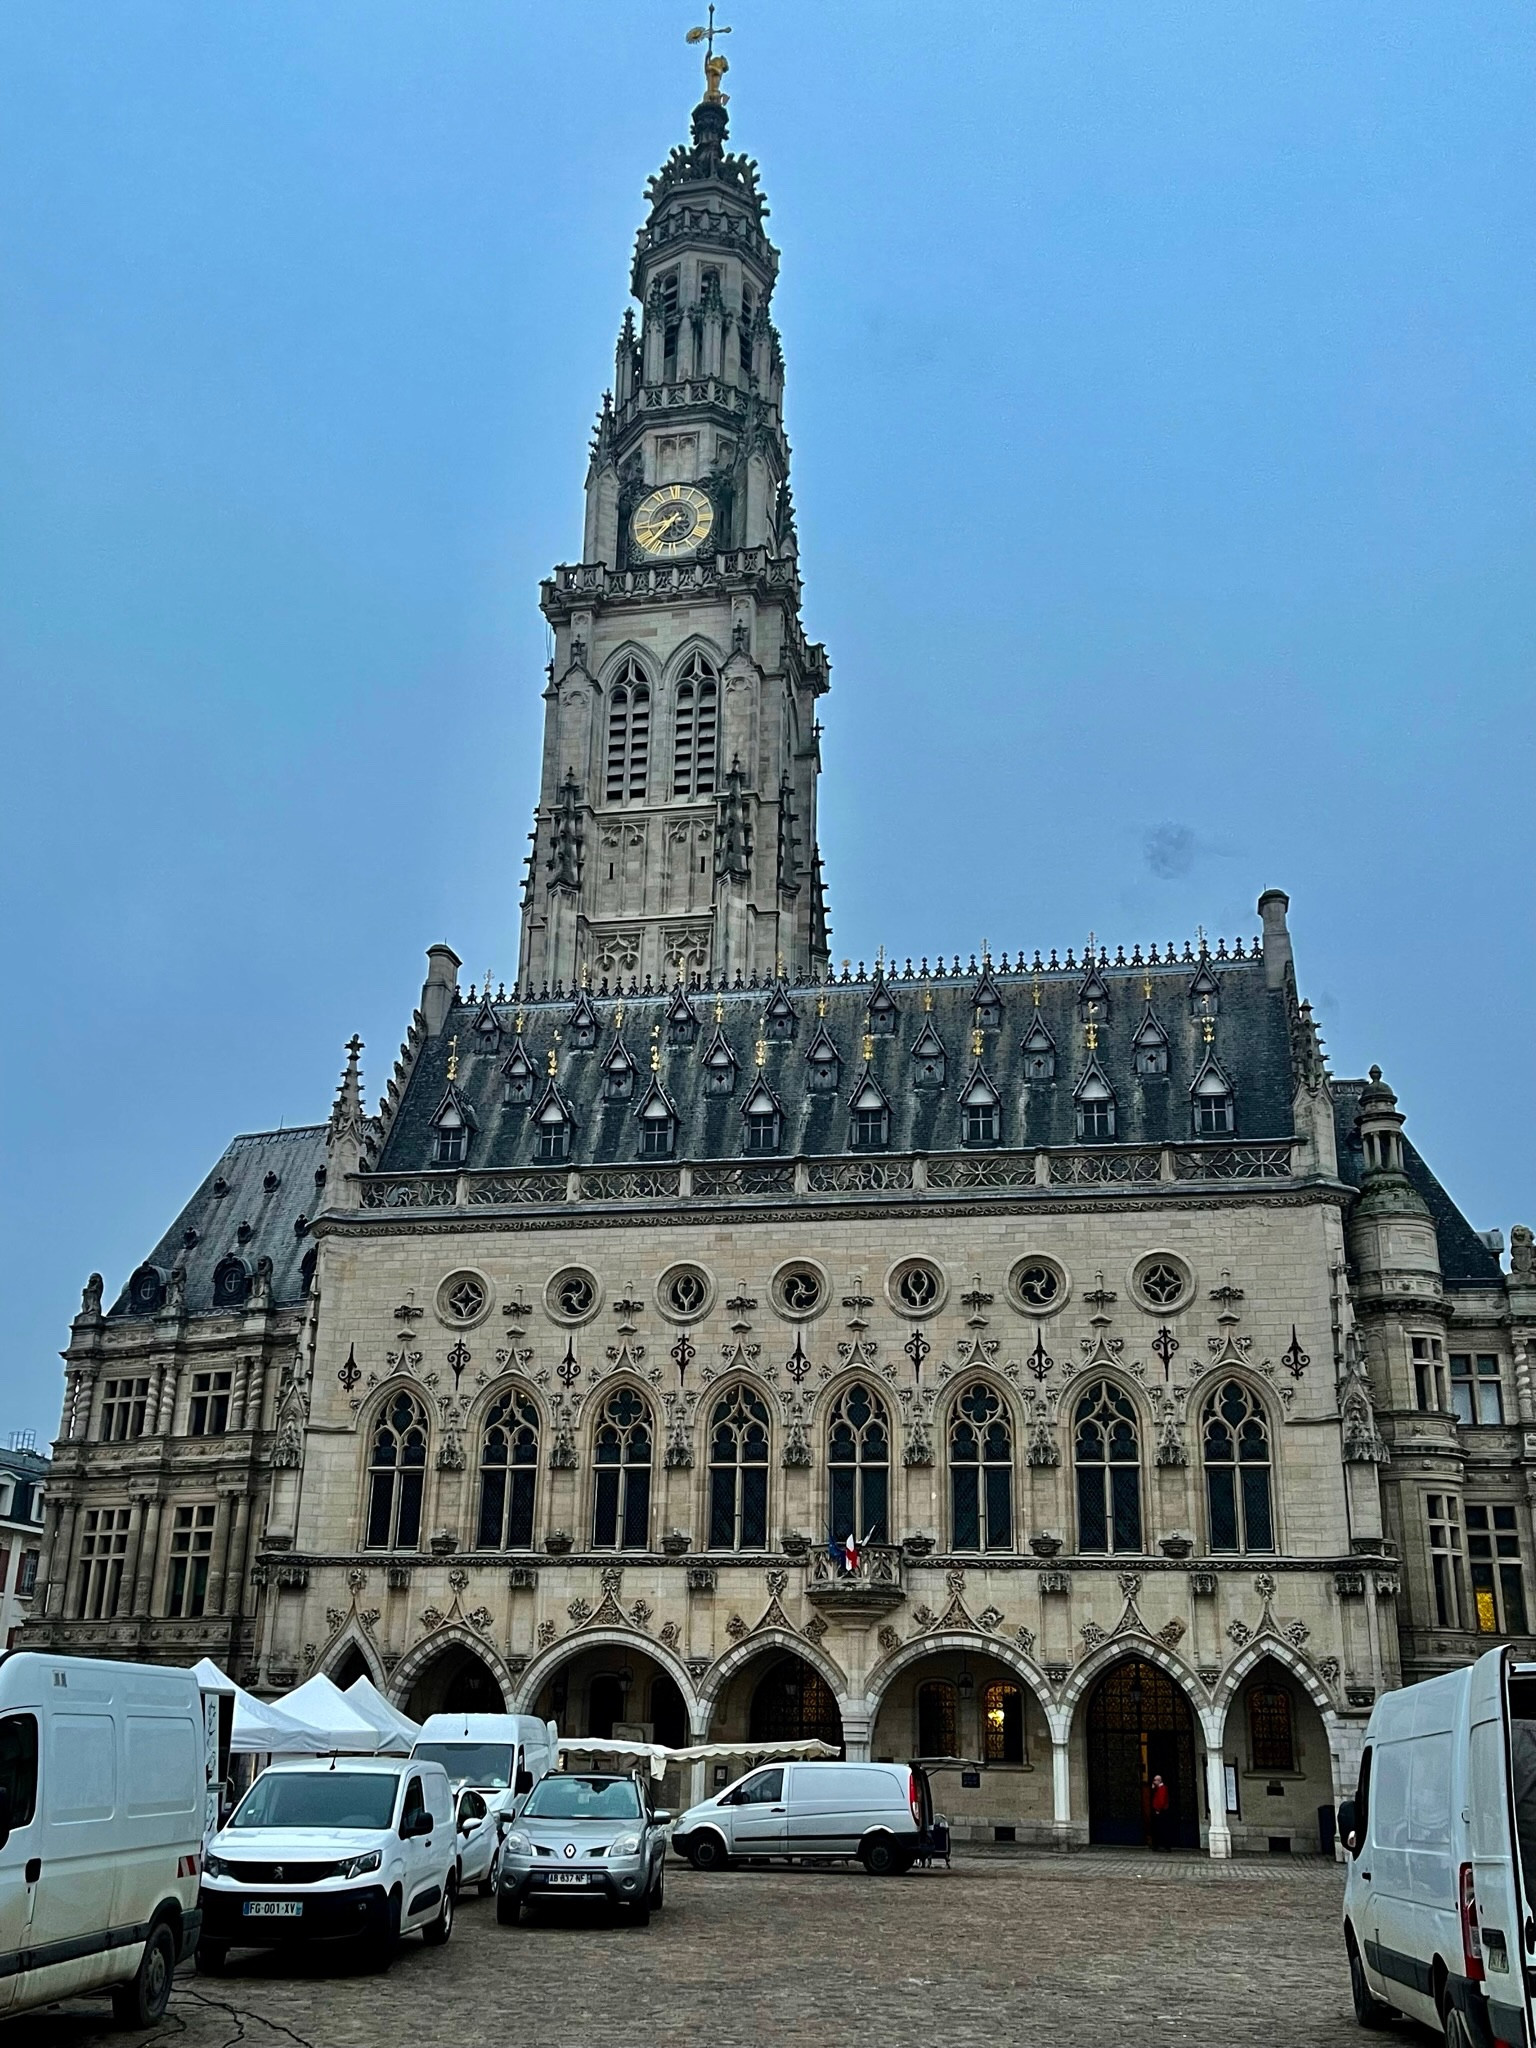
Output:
[
  {"xmin": 343, "ymin": 1676, "xmax": 421, "ymax": 1750},
  {"xmin": 188, "ymin": 1658, "xmax": 337, "ymax": 1756},
  {"xmin": 557, "ymin": 1736, "xmax": 839, "ymax": 1781},
  {"xmin": 276, "ymin": 1673, "xmax": 407, "ymax": 1754}
]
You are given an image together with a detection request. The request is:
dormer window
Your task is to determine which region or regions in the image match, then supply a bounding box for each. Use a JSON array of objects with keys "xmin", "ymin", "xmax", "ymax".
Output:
[
  {"xmin": 212, "ymin": 1256, "xmax": 250, "ymax": 1310},
  {"xmin": 503, "ymin": 1044, "xmax": 535, "ymax": 1107},
  {"xmin": 960, "ymin": 1070, "xmax": 1001, "ymax": 1147},
  {"xmin": 867, "ymin": 986, "xmax": 898, "ymax": 1038},
  {"xmin": 764, "ymin": 987, "xmax": 797, "ymax": 1042},
  {"xmin": 568, "ymin": 990, "xmax": 600, "ymax": 1050},
  {"xmin": 535, "ymin": 1102, "xmax": 571, "ymax": 1163},
  {"xmin": 637, "ymin": 1080, "xmax": 678, "ymax": 1159},
  {"xmin": 805, "ymin": 1023, "xmax": 841, "ymax": 1094},
  {"xmin": 666, "ymin": 987, "xmax": 700, "ymax": 1048},
  {"xmin": 1021, "ymin": 1015, "xmax": 1056, "ymax": 1082},
  {"xmin": 701, "ymin": 1024, "xmax": 739, "ymax": 1097},
  {"xmin": 1189, "ymin": 965, "xmax": 1220, "ymax": 1020},
  {"xmin": 1132, "ymin": 1012, "xmax": 1169, "ymax": 1079},
  {"xmin": 472, "ymin": 998, "xmax": 501, "ymax": 1054},
  {"xmin": 1074, "ymin": 1068, "xmax": 1116, "ymax": 1142},
  {"xmin": 603, "ymin": 1041, "xmax": 637, "ymax": 1101},
  {"xmin": 1192, "ymin": 1058, "xmax": 1234, "ymax": 1137},
  {"xmin": 1077, "ymin": 962, "xmax": 1111, "ymax": 1024},
  {"xmin": 434, "ymin": 1116, "xmax": 468, "ymax": 1167},
  {"xmin": 742, "ymin": 1081, "xmax": 782, "ymax": 1154},
  {"xmin": 909, "ymin": 1020, "xmax": 947, "ymax": 1090},
  {"xmin": 849, "ymin": 1076, "xmax": 890, "ymax": 1151},
  {"xmin": 971, "ymin": 971, "xmax": 1003, "ymax": 1030}
]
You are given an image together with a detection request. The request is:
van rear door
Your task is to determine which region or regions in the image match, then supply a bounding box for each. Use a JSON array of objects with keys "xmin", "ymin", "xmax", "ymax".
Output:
[{"xmin": 1471, "ymin": 1647, "xmax": 1536, "ymax": 2048}]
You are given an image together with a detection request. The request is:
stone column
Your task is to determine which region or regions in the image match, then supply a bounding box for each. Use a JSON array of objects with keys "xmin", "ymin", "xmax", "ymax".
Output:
[
  {"xmin": 42, "ymin": 1498, "xmax": 78, "ymax": 1619},
  {"xmin": 134, "ymin": 1496, "xmax": 166, "ymax": 1616},
  {"xmin": 1204, "ymin": 1743, "xmax": 1232, "ymax": 1859},
  {"xmin": 205, "ymin": 1495, "xmax": 234, "ymax": 1617},
  {"xmin": 225, "ymin": 1492, "xmax": 253, "ymax": 1620},
  {"xmin": 1051, "ymin": 1736, "xmax": 1072, "ymax": 1844},
  {"xmin": 126, "ymin": 1493, "xmax": 153, "ymax": 1617},
  {"xmin": 841, "ymin": 1712, "xmax": 872, "ymax": 1762}
]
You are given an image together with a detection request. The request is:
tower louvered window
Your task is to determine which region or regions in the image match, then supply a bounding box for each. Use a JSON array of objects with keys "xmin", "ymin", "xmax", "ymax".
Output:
[
  {"xmin": 605, "ymin": 661, "xmax": 651, "ymax": 802},
  {"xmin": 672, "ymin": 652, "xmax": 719, "ymax": 797}
]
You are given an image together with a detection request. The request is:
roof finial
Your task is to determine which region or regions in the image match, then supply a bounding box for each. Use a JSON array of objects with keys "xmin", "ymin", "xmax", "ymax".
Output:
[
  {"xmin": 686, "ymin": 6, "xmax": 732, "ymax": 102},
  {"xmin": 446, "ymin": 1035, "xmax": 459, "ymax": 1082}
]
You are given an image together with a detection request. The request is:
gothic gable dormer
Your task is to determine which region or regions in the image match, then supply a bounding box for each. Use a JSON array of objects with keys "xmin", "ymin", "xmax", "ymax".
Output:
[
  {"xmin": 764, "ymin": 985, "xmax": 798, "ymax": 1041},
  {"xmin": 848, "ymin": 1069, "xmax": 892, "ymax": 1151},
  {"xmin": 666, "ymin": 985, "xmax": 700, "ymax": 1047},
  {"xmin": 470, "ymin": 995, "xmax": 502, "ymax": 1054},
  {"xmin": 700, "ymin": 1020, "xmax": 740, "ymax": 1096},
  {"xmin": 502, "ymin": 1037, "xmax": 536, "ymax": 1107},
  {"xmin": 970, "ymin": 969, "xmax": 1003, "ymax": 1029},
  {"xmin": 909, "ymin": 1019, "xmax": 948, "ymax": 1090},
  {"xmin": 635, "ymin": 1075, "xmax": 680, "ymax": 1159},
  {"xmin": 867, "ymin": 979, "xmax": 899, "ymax": 1037},
  {"xmin": 1131, "ymin": 1007, "xmax": 1170, "ymax": 1078},
  {"xmin": 959, "ymin": 1063, "xmax": 1002, "ymax": 1147},
  {"xmin": 1073, "ymin": 1056, "xmax": 1117, "ymax": 1142},
  {"xmin": 431, "ymin": 1082, "xmax": 478, "ymax": 1168},
  {"xmin": 567, "ymin": 988, "xmax": 601, "ymax": 1050},
  {"xmin": 806, "ymin": 1020, "xmax": 842, "ymax": 1093},
  {"xmin": 1190, "ymin": 1050, "xmax": 1235, "ymax": 1137},
  {"xmin": 1077, "ymin": 960, "xmax": 1111, "ymax": 1023},
  {"xmin": 741, "ymin": 1077, "xmax": 784, "ymax": 1154},
  {"xmin": 1189, "ymin": 963, "xmax": 1221, "ymax": 1020},
  {"xmin": 531, "ymin": 1076, "xmax": 576, "ymax": 1163},
  {"xmin": 601, "ymin": 1035, "xmax": 637, "ymax": 1102},
  {"xmin": 1022, "ymin": 1012, "xmax": 1057, "ymax": 1082}
]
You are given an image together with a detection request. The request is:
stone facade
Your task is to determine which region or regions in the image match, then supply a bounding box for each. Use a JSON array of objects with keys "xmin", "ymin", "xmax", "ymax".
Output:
[{"xmin": 25, "ymin": 85, "xmax": 1532, "ymax": 1858}]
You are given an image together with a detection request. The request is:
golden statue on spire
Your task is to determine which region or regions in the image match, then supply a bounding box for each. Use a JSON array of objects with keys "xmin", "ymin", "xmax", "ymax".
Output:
[{"xmin": 686, "ymin": 5, "xmax": 731, "ymax": 103}]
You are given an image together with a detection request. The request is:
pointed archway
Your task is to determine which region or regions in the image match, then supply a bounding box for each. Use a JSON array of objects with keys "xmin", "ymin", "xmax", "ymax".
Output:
[
  {"xmin": 403, "ymin": 1640, "xmax": 506, "ymax": 1720},
  {"xmin": 1084, "ymin": 1656, "xmax": 1200, "ymax": 1848},
  {"xmin": 330, "ymin": 1644, "xmax": 372, "ymax": 1691}
]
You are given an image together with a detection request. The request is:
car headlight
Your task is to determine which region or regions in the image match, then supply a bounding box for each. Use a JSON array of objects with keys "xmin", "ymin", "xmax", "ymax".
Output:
[
  {"xmin": 202, "ymin": 1852, "xmax": 229, "ymax": 1879},
  {"xmin": 501, "ymin": 1831, "xmax": 532, "ymax": 1858},
  {"xmin": 607, "ymin": 1832, "xmax": 642, "ymax": 1858},
  {"xmin": 343, "ymin": 1850, "xmax": 382, "ymax": 1880}
]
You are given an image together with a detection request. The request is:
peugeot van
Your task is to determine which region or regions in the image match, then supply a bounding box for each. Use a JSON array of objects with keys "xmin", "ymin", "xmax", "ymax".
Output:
[
  {"xmin": 199, "ymin": 1753, "xmax": 456, "ymax": 1972},
  {"xmin": 0, "ymin": 1651, "xmax": 207, "ymax": 2028},
  {"xmin": 672, "ymin": 1759, "xmax": 931, "ymax": 1875},
  {"xmin": 1340, "ymin": 1644, "xmax": 1536, "ymax": 2046}
]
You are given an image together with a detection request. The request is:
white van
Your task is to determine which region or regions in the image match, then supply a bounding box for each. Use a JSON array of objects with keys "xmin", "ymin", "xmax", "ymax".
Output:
[
  {"xmin": 1341, "ymin": 1643, "xmax": 1536, "ymax": 2046},
  {"xmin": 672, "ymin": 1759, "xmax": 932, "ymax": 1875},
  {"xmin": 410, "ymin": 1713, "xmax": 555, "ymax": 1820},
  {"xmin": 0, "ymin": 1651, "xmax": 207, "ymax": 2028},
  {"xmin": 199, "ymin": 1753, "xmax": 456, "ymax": 1971}
]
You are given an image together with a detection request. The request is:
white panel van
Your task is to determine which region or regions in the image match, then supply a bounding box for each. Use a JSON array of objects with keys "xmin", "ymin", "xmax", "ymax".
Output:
[
  {"xmin": 1341, "ymin": 1644, "xmax": 1536, "ymax": 2046},
  {"xmin": 410, "ymin": 1713, "xmax": 556, "ymax": 1818},
  {"xmin": 672, "ymin": 1759, "xmax": 931, "ymax": 1875},
  {"xmin": 0, "ymin": 1651, "xmax": 206, "ymax": 2028}
]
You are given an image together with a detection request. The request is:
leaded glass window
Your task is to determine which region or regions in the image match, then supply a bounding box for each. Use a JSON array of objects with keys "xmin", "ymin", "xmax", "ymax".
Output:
[
  {"xmin": 917, "ymin": 1680, "xmax": 957, "ymax": 1758},
  {"xmin": 1074, "ymin": 1381, "xmax": 1142, "ymax": 1554},
  {"xmin": 365, "ymin": 1391, "xmax": 429, "ymax": 1550},
  {"xmin": 949, "ymin": 1382, "xmax": 1013, "ymax": 1552},
  {"xmin": 1247, "ymin": 1683, "xmax": 1294, "ymax": 1772},
  {"xmin": 983, "ymin": 1681, "xmax": 1025, "ymax": 1764},
  {"xmin": 827, "ymin": 1381, "xmax": 889, "ymax": 1545},
  {"xmin": 477, "ymin": 1389, "xmax": 539, "ymax": 1549},
  {"xmin": 1202, "ymin": 1380, "xmax": 1274, "ymax": 1553},
  {"xmin": 708, "ymin": 1385, "xmax": 771, "ymax": 1550},
  {"xmin": 593, "ymin": 1388, "xmax": 652, "ymax": 1551}
]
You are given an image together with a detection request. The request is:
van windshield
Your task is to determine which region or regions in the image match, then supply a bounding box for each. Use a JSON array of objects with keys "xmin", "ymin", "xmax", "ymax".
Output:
[
  {"xmin": 230, "ymin": 1772, "xmax": 398, "ymax": 1832},
  {"xmin": 522, "ymin": 1775, "xmax": 641, "ymax": 1821},
  {"xmin": 412, "ymin": 1743, "xmax": 515, "ymax": 1790}
]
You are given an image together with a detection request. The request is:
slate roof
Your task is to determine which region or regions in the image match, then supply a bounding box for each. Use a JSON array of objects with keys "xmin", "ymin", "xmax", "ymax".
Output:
[
  {"xmin": 109, "ymin": 1125, "xmax": 328, "ymax": 1319},
  {"xmin": 374, "ymin": 952, "xmax": 1299, "ymax": 1174},
  {"xmin": 1331, "ymin": 1080, "xmax": 1502, "ymax": 1285}
]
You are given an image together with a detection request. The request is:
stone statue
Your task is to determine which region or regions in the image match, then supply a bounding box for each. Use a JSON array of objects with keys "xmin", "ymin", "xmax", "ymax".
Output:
[
  {"xmin": 1512, "ymin": 1223, "xmax": 1534, "ymax": 1281},
  {"xmin": 80, "ymin": 1273, "xmax": 104, "ymax": 1319}
]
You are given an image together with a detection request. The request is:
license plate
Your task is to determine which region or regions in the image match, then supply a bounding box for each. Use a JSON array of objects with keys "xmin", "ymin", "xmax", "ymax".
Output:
[
  {"xmin": 243, "ymin": 1901, "xmax": 304, "ymax": 1918},
  {"xmin": 545, "ymin": 1872, "xmax": 591, "ymax": 1886}
]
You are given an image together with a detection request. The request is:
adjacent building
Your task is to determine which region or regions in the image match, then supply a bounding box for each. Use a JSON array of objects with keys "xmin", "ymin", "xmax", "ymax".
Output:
[
  {"xmin": 0, "ymin": 1434, "xmax": 48, "ymax": 1649},
  {"xmin": 25, "ymin": 71, "xmax": 1533, "ymax": 1855}
]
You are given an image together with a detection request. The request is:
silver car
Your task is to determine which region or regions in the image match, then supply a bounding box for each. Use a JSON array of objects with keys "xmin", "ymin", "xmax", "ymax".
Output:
[{"xmin": 495, "ymin": 1773, "xmax": 668, "ymax": 1926}]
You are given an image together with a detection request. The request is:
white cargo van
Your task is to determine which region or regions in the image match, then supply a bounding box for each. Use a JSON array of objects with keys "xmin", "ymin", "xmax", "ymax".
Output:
[
  {"xmin": 1340, "ymin": 1643, "xmax": 1536, "ymax": 2046},
  {"xmin": 0, "ymin": 1651, "xmax": 207, "ymax": 2028},
  {"xmin": 410, "ymin": 1713, "xmax": 556, "ymax": 1818},
  {"xmin": 671, "ymin": 1759, "xmax": 931, "ymax": 1875}
]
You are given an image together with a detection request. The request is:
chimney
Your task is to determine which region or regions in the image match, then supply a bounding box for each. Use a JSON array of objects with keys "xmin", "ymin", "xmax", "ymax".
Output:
[
  {"xmin": 421, "ymin": 944, "xmax": 462, "ymax": 1038},
  {"xmin": 1257, "ymin": 890, "xmax": 1293, "ymax": 991}
]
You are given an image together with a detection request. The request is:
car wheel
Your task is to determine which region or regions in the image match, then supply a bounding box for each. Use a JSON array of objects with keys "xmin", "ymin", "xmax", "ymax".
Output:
[
  {"xmin": 478, "ymin": 1873, "xmax": 496, "ymax": 1898},
  {"xmin": 496, "ymin": 1890, "xmax": 521, "ymax": 1927},
  {"xmin": 367, "ymin": 1890, "xmax": 402, "ymax": 1973},
  {"xmin": 628, "ymin": 1896, "xmax": 651, "ymax": 1927},
  {"xmin": 421, "ymin": 1876, "xmax": 455, "ymax": 1947},
  {"xmin": 648, "ymin": 1865, "xmax": 665, "ymax": 1911},
  {"xmin": 195, "ymin": 1939, "xmax": 229, "ymax": 1976},
  {"xmin": 860, "ymin": 1835, "xmax": 901, "ymax": 1876},
  {"xmin": 110, "ymin": 1921, "xmax": 176, "ymax": 2027},
  {"xmin": 689, "ymin": 1830, "xmax": 732, "ymax": 1873},
  {"xmin": 1443, "ymin": 2009, "xmax": 1479, "ymax": 2048},
  {"xmin": 1347, "ymin": 1942, "xmax": 1393, "ymax": 2029}
]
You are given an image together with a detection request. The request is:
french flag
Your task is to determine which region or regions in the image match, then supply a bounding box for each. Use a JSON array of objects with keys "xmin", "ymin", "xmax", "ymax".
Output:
[{"xmin": 842, "ymin": 1531, "xmax": 861, "ymax": 1574}]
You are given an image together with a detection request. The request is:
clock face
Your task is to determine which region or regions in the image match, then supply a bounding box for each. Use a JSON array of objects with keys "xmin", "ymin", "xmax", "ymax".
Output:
[{"xmin": 631, "ymin": 483, "xmax": 715, "ymax": 559}]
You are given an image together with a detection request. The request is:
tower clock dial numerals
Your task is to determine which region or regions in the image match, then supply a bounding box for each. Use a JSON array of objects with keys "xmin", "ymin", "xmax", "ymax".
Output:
[{"xmin": 631, "ymin": 483, "xmax": 715, "ymax": 559}]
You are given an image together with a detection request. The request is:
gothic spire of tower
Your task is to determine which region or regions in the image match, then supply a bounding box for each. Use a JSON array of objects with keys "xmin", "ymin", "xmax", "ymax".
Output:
[{"xmin": 519, "ymin": 65, "xmax": 831, "ymax": 995}]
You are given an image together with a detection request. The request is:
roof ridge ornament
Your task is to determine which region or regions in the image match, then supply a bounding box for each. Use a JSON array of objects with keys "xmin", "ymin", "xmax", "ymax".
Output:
[{"xmin": 686, "ymin": 7, "xmax": 732, "ymax": 103}]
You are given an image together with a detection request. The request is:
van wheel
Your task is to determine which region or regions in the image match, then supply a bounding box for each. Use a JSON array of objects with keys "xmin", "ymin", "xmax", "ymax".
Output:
[
  {"xmin": 689, "ymin": 1831, "xmax": 732, "ymax": 1873},
  {"xmin": 421, "ymin": 1876, "xmax": 455, "ymax": 1947},
  {"xmin": 1347, "ymin": 1942, "xmax": 1392, "ymax": 2029},
  {"xmin": 1443, "ymin": 2010, "xmax": 1479, "ymax": 2048},
  {"xmin": 860, "ymin": 1835, "xmax": 902, "ymax": 1875},
  {"xmin": 195, "ymin": 1939, "xmax": 229, "ymax": 1976},
  {"xmin": 111, "ymin": 1921, "xmax": 176, "ymax": 2028},
  {"xmin": 367, "ymin": 1891, "xmax": 401, "ymax": 1973}
]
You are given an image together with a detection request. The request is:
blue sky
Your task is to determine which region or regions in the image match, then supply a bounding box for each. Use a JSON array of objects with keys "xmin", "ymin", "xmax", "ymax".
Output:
[{"xmin": 2, "ymin": 2, "xmax": 1532, "ymax": 1445}]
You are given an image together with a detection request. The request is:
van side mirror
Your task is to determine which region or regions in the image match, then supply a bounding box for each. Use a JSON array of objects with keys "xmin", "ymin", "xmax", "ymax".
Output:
[
  {"xmin": 515, "ymin": 1770, "xmax": 534, "ymax": 1796},
  {"xmin": 0, "ymin": 1784, "xmax": 11, "ymax": 1852},
  {"xmin": 1337, "ymin": 1799, "xmax": 1357, "ymax": 1854}
]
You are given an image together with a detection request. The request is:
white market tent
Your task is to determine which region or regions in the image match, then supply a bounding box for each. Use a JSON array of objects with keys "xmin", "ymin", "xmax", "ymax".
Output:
[
  {"xmin": 557, "ymin": 1736, "xmax": 839, "ymax": 1781},
  {"xmin": 189, "ymin": 1658, "xmax": 336, "ymax": 1756},
  {"xmin": 343, "ymin": 1675, "xmax": 421, "ymax": 1750},
  {"xmin": 278, "ymin": 1672, "xmax": 411, "ymax": 1754}
]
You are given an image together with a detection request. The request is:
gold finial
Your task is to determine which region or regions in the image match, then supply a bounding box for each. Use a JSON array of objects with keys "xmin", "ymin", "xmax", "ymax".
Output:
[
  {"xmin": 483, "ymin": 969, "xmax": 492, "ymax": 1001},
  {"xmin": 842, "ymin": 957, "xmax": 851, "ymax": 977},
  {"xmin": 1085, "ymin": 1021, "xmax": 1099, "ymax": 1053},
  {"xmin": 922, "ymin": 986, "xmax": 933, "ymax": 1012},
  {"xmin": 1032, "ymin": 979, "xmax": 1042, "ymax": 1008},
  {"xmin": 775, "ymin": 950, "xmax": 784, "ymax": 980},
  {"xmin": 862, "ymin": 1032, "xmax": 874, "ymax": 1063},
  {"xmin": 755, "ymin": 1033, "xmax": 767, "ymax": 1068},
  {"xmin": 580, "ymin": 960, "xmax": 589, "ymax": 990},
  {"xmin": 1203, "ymin": 1017, "xmax": 1215, "ymax": 1045},
  {"xmin": 816, "ymin": 994, "xmax": 826, "ymax": 1018},
  {"xmin": 1087, "ymin": 930, "xmax": 1097, "ymax": 963},
  {"xmin": 972, "ymin": 1027, "xmax": 983, "ymax": 1058},
  {"xmin": 714, "ymin": 995, "xmax": 724, "ymax": 1024},
  {"xmin": 546, "ymin": 1045, "xmax": 557, "ymax": 1076},
  {"xmin": 685, "ymin": 5, "xmax": 731, "ymax": 103},
  {"xmin": 981, "ymin": 937, "xmax": 990, "ymax": 965},
  {"xmin": 446, "ymin": 1035, "xmax": 459, "ymax": 1082},
  {"xmin": 614, "ymin": 1001, "xmax": 625, "ymax": 1030},
  {"xmin": 650, "ymin": 1023, "xmax": 661, "ymax": 1072},
  {"xmin": 1142, "ymin": 975, "xmax": 1153, "ymax": 1002}
]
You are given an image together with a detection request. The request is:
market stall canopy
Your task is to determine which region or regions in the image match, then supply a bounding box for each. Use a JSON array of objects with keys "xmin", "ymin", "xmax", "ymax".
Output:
[
  {"xmin": 343, "ymin": 1675, "xmax": 421, "ymax": 1749},
  {"xmin": 557, "ymin": 1736, "xmax": 839, "ymax": 1781},
  {"xmin": 278, "ymin": 1672, "xmax": 408, "ymax": 1753},
  {"xmin": 189, "ymin": 1657, "xmax": 336, "ymax": 1756}
]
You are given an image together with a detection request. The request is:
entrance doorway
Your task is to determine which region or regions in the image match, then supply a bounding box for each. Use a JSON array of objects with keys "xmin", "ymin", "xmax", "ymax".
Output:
[
  {"xmin": 748, "ymin": 1658, "xmax": 843, "ymax": 1749},
  {"xmin": 403, "ymin": 1642, "xmax": 506, "ymax": 1720},
  {"xmin": 1085, "ymin": 1658, "xmax": 1199, "ymax": 1847}
]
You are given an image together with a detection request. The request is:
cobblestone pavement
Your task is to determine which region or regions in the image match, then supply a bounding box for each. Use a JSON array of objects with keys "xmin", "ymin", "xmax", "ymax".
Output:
[{"xmin": 6, "ymin": 1853, "xmax": 1391, "ymax": 2048}]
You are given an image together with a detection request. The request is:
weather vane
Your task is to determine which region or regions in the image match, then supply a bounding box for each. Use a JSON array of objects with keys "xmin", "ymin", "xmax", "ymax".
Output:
[{"xmin": 686, "ymin": 6, "xmax": 732, "ymax": 103}]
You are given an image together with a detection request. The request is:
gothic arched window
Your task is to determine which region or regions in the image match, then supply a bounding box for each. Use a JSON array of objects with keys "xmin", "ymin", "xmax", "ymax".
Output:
[
  {"xmin": 708, "ymin": 1385, "xmax": 771, "ymax": 1550},
  {"xmin": 476, "ymin": 1388, "xmax": 539, "ymax": 1550},
  {"xmin": 1247, "ymin": 1681, "xmax": 1295, "ymax": 1772},
  {"xmin": 672, "ymin": 652, "xmax": 719, "ymax": 798},
  {"xmin": 983, "ymin": 1681, "xmax": 1026, "ymax": 1764},
  {"xmin": 605, "ymin": 659, "xmax": 651, "ymax": 803},
  {"xmin": 949, "ymin": 1382, "xmax": 1013, "ymax": 1552},
  {"xmin": 827, "ymin": 1381, "xmax": 889, "ymax": 1546},
  {"xmin": 593, "ymin": 1388, "xmax": 653, "ymax": 1551},
  {"xmin": 1074, "ymin": 1380, "xmax": 1142, "ymax": 1554},
  {"xmin": 917, "ymin": 1679, "xmax": 958, "ymax": 1758},
  {"xmin": 365, "ymin": 1390, "xmax": 429, "ymax": 1550},
  {"xmin": 1202, "ymin": 1379, "xmax": 1274, "ymax": 1553}
]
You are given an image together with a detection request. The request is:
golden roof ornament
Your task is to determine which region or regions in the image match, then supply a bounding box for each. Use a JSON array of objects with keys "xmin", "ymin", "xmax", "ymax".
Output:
[
  {"xmin": 686, "ymin": 6, "xmax": 731, "ymax": 103},
  {"xmin": 446, "ymin": 1035, "xmax": 459, "ymax": 1082}
]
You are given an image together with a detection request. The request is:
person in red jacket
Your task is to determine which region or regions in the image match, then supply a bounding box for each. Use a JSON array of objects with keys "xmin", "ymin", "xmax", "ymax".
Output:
[{"xmin": 1149, "ymin": 1774, "xmax": 1171, "ymax": 1850}]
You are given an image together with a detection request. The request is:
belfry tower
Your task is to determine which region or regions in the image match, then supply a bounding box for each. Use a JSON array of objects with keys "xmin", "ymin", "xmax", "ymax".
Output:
[{"xmin": 518, "ymin": 62, "xmax": 831, "ymax": 994}]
